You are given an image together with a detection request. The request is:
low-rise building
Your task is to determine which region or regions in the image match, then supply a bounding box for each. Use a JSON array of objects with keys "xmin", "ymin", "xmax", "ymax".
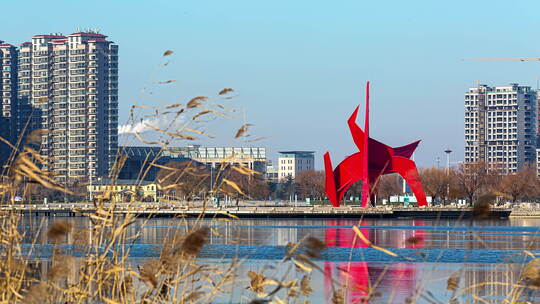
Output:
[
  {"xmin": 265, "ymin": 160, "xmax": 279, "ymax": 182},
  {"xmin": 88, "ymin": 179, "xmax": 158, "ymax": 202},
  {"xmin": 278, "ymin": 151, "xmax": 315, "ymax": 180},
  {"xmin": 117, "ymin": 145, "xmax": 267, "ymax": 180}
]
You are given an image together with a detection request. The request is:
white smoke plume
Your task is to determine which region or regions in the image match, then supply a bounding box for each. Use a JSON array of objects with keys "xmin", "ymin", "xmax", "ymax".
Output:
[{"xmin": 118, "ymin": 117, "xmax": 184, "ymax": 134}]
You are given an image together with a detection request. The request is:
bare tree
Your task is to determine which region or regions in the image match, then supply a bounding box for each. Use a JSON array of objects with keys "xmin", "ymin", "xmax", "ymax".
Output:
[
  {"xmin": 295, "ymin": 170, "xmax": 325, "ymax": 200},
  {"xmin": 344, "ymin": 180, "xmax": 362, "ymax": 203},
  {"xmin": 495, "ymin": 166, "xmax": 539, "ymax": 204},
  {"xmin": 224, "ymin": 167, "xmax": 269, "ymax": 200},
  {"xmin": 376, "ymin": 174, "xmax": 402, "ymax": 204},
  {"xmin": 420, "ymin": 168, "xmax": 450, "ymax": 204},
  {"xmin": 454, "ymin": 161, "xmax": 494, "ymax": 204},
  {"xmin": 156, "ymin": 160, "xmax": 209, "ymax": 200}
]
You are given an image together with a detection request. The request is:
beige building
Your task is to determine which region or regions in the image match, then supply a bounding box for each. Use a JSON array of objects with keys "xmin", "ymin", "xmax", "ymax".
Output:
[
  {"xmin": 88, "ymin": 179, "xmax": 158, "ymax": 202},
  {"xmin": 16, "ymin": 31, "xmax": 119, "ymax": 183},
  {"xmin": 278, "ymin": 151, "xmax": 315, "ymax": 180}
]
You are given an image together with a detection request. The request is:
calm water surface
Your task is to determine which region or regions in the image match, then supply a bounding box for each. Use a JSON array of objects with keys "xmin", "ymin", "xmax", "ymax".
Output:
[{"xmin": 19, "ymin": 216, "xmax": 540, "ymax": 303}]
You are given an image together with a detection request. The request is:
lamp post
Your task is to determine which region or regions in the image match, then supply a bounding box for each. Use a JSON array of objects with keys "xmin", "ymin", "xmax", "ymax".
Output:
[
  {"xmin": 444, "ymin": 149, "xmax": 452, "ymax": 205},
  {"xmin": 444, "ymin": 149, "xmax": 452, "ymax": 175}
]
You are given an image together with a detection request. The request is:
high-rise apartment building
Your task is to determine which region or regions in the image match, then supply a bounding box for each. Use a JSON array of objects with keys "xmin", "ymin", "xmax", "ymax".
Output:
[
  {"xmin": 464, "ymin": 84, "xmax": 537, "ymax": 173},
  {"xmin": 0, "ymin": 41, "xmax": 18, "ymax": 165},
  {"xmin": 14, "ymin": 32, "xmax": 119, "ymax": 183}
]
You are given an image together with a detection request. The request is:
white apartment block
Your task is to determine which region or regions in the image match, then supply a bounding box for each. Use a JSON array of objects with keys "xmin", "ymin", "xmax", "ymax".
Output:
[
  {"xmin": 278, "ymin": 151, "xmax": 315, "ymax": 180},
  {"xmin": 15, "ymin": 32, "xmax": 119, "ymax": 183},
  {"xmin": 465, "ymin": 84, "xmax": 536, "ymax": 174}
]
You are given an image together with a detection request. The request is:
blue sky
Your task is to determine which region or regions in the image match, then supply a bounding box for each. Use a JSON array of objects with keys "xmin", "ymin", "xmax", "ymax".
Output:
[{"xmin": 3, "ymin": 0, "xmax": 540, "ymax": 168}]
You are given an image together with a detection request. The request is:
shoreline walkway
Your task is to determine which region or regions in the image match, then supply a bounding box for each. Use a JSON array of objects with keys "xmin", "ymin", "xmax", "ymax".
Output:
[{"xmin": 0, "ymin": 203, "xmax": 516, "ymax": 219}]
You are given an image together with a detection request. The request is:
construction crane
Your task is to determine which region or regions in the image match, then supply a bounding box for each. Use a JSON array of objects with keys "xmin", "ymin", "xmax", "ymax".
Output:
[{"xmin": 464, "ymin": 57, "xmax": 540, "ymax": 61}]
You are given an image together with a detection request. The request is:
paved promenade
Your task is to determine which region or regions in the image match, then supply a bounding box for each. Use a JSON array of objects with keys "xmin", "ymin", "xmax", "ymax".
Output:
[{"xmin": 0, "ymin": 202, "xmax": 515, "ymax": 219}]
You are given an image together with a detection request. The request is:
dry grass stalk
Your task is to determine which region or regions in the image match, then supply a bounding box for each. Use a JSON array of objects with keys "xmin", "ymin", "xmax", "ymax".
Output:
[
  {"xmin": 406, "ymin": 236, "xmax": 424, "ymax": 245},
  {"xmin": 180, "ymin": 226, "xmax": 210, "ymax": 256},
  {"xmin": 299, "ymin": 275, "xmax": 313, "ymax": 296},
  {"xmin": 22, "ymin": 282, "xmax": 50, "ymax": 304},
  {"xmin": 447, "ymin": 272, "xmax": 460, "ymax": 291},
  {"xmin": 46, "ymin": 221, "xmax": 73, "ymax": 242},
  {"xmin": 234, "ymin": 123, "xmax": 253, "ymax": 138},
  {"xmin": 331, "ymin": 288, "xmax": 344, "ymax": 304},
  {"xmin": 219, "ymin": 88, "xmax": 234, "ymax": 95},
  {"xmin": 138, "ymin": 259, "xmax": 162, "ymax": 288},
  {"xmin": 0, "ymin": 55, "xmax": 264, "ymax": 304},
  {"xmin": 352, "ymin": 226, "xmax": 398, "ymax": 257},
  {"xmin": 521, "ymin": 258, "xmax": 540, "ymax": 287},
  {"xmin": 303, "ymin": 237, "xmax": 326, "ymax": 259},
  {"xmin": 186, "ymin": 96, "xmax": 207, "ymax": 108},
  {"xmin": 248, "ymin": 271, "xmax": 268, "ymax": 294}
]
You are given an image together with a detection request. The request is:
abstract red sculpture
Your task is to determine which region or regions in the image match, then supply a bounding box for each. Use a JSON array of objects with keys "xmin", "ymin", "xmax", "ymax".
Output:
[{"xmin": 324, "ymin": 82, "xmax": 428, "ymax": 207}]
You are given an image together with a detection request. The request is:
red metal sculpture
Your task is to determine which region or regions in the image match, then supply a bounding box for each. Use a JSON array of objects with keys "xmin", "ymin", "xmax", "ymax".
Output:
[{"xmin": 324, "ymin": 82, "xmax": 428, "ymax": 207}]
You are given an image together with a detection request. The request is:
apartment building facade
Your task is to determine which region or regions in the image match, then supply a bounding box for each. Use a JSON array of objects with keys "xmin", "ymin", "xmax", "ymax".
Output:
[
  {"xmin": 0, "ymin": 41, "xmax": 18, "ymax": 165},
  {"xmin": 464, "ymin": 84, "xmax": 536, "ymax": 173},
  {"xmin": 13, "ymin": 32, "xmax": 119, "ymax": 183},
  {"xmin": 277, "ymin": 151, "xmax": 315, "ymax": 180}
]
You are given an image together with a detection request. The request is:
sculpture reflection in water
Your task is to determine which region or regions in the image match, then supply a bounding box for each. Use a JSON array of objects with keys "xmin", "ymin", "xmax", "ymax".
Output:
[
  {"xmin": 323, "ymin": 219, "xmax": 425, "ymax": 303},
  {"xmin": 324, "ymin": 82, "xmax": 428, "ymax": 207}
]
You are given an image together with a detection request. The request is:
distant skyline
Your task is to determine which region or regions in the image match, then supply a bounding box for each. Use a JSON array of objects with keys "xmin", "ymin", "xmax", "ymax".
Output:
[{"xmin": 3, "ymin": 0, "xmax": 540, "ymax": 168}]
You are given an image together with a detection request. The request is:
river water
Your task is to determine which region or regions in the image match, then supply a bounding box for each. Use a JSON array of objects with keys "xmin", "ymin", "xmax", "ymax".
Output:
[{"xmin": 19, "ymin": 216, "xmax": 540, "ymax": 303}]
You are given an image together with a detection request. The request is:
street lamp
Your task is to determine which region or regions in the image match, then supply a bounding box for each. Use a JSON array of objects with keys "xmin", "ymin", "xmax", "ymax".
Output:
[
  {"xmin": 444, "ymin": 149, "xmax": 452, "ymax": 205},
  {"xmin": 444, "ymin": 149, "xmax": 452, "ymax": 175}
]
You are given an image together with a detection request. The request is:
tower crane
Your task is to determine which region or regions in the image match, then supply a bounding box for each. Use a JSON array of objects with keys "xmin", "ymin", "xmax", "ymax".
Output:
[{"xmin": 465, "ymin": 57, "xmax": 540, "ymax": 61}]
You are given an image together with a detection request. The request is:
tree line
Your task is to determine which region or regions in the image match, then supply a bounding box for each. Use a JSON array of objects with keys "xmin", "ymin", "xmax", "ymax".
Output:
[
  {"xmin": 265, "ymin": 161, "xmax": 540, "ymax": 205},
  {"xmin": 10, "ymin": 160, "xmax": 540, "ymax": 205}
]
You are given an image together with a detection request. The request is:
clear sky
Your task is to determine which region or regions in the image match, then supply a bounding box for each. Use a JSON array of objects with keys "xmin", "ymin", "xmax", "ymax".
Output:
[{"xmin": 3, "ymin": 0, "xmax": 540, "ymax": 168}]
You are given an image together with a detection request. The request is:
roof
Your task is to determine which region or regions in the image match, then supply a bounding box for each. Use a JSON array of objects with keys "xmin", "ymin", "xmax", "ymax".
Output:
[
  {"xmin": 92, "ymin": 179, "xmax": 156, "ymax": 186},
  {"xmin": 278, "ymin": 151, "xmax": 315, "ymax": 154},
  {"xmin": 121, "ymin": 146, "xmax": 163, "ymax": 158},
  {"xmin": 32, "ymin": 34, "xmax": 66, "ymax": 39},
  {"xmin": 20, "ymin": 42, "xmax": 32, "ymax": 45},
  {"xmin": 87, "ymin": 38, "xmax": 108, "ymax": 42},
  {"xmin": 0, "ymin": 43, "xmax": 14, "ymax": 48},
  {"xmin": 68, "ymin": 32, "xmax": 106, "ymax": 37},
  {"xmin": 51, "ymin": 39, "xmax": 67, "ymax": 44}
]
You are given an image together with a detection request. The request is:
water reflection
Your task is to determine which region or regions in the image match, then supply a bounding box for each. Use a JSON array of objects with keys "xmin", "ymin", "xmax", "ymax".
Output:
[
  {"xmin": 323, "ymin": 220, "xmax": 424, "ymax": 302},
  {"xmin": 19, "ymin": 217, "xmax": 540, "ymax": 250},
  {"xmin": 16, "ymin": 216, "xmax": 540, "ymax": 302}
]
